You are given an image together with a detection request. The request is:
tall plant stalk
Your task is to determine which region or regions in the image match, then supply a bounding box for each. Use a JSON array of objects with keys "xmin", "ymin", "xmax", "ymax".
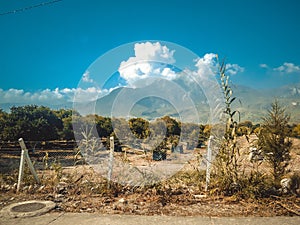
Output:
[{"xmin": 212, "ymin": 60, "xmax": 242, "ymax": 194}]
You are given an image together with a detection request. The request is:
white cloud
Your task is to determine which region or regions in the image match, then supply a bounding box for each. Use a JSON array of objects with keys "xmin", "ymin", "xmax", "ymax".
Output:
[
  {"xmin": 118, "ymin": 43, "xmax": 244, "ymax": 87},
  {"xmin": 194, "ymin": 53, "xmax": 218, "ymax": 77},
  {"xmin": 226, "ymin": 63, "xmax": 245, "ymax": 75},
  {"xmin": 260, "ymin": 63, "xmax": 269, "ymax": 69},
  {"xmin": 182, "ymin": 53, "xmax": 244, "ymax": 81},
  {"xmin": 82, "ymin": 71, "xmax": 94, "ymax": 83},
  {"xmin": 118, "ymin": 42, "xmax": 176, "ymax": 86},
  {"xmin": 161, "ymin": 67, "xmax": 177, "ymax": 79},
  {"xmin": 274, "ymin": 62, "xmax": 300, "ymax": 73},
  {"xmin": 0, "ymin": 87, "xmax": 103, "ymax": 105},
  {"xmin": 71, "ymin": 87, "xmax": 104, "ymax": 102},
  {"xmin": 0, "ymin": 43, "xmax": 246, "ymax": 108}
]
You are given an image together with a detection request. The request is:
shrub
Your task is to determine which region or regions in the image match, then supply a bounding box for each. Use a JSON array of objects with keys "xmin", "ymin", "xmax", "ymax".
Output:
[{"xmin": 257, "ymin": 100, "xmax": 292, "ymax": 186}]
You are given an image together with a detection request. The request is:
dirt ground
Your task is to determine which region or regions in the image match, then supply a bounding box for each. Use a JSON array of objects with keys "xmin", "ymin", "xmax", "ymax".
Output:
[
  {"xmin": 1, "ymin": 137, "xmax": 300, "ymax": 217},
  {"xmin": 1, "ymin": 182, "xmax": 300, "ymax": 217}
]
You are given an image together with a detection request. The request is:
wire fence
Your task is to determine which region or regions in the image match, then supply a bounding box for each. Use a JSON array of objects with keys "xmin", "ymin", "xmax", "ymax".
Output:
[{"xmin": 0, "ymin": 140, "xmax": 80, "ymax": 174}]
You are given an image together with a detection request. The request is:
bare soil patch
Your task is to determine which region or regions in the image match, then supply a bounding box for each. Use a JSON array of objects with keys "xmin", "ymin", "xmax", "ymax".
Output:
[{"xmin": 1, "ymin": 137, "xmax": 300, "ymax": 217}]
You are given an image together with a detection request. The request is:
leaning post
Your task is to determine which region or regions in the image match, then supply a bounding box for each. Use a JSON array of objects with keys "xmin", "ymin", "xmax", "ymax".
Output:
[
  {"xmin": 107, "ymin": 136, "xmax": 114, "ymax": 189},
  {"xmin": 17, "ymin": 138, "xmax": 40, "ymax": 192},
  {"xmin": 205, "ymin": 135, "xmax": 213, "ymax": 192}
]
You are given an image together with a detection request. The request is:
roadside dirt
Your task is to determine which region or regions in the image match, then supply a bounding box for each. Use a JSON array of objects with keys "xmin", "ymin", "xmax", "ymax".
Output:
[{"xmin": 1, "ymin": 137, "xmax": 300, "ymax": 217}]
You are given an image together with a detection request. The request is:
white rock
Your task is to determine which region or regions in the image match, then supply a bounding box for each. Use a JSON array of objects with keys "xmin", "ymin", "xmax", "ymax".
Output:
[
  {"xmin": 118, "ymin": 198, "xmax": 125, "ymax": 203},
  {"xmin": 280, "ymin": 178, "xmax": 292, "ymax": 193}
]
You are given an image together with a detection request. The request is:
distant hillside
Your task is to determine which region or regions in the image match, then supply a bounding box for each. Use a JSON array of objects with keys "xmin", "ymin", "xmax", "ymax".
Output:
[
  {"xmin": 92, "ymin": 82, "xmax": 300, "ymax": 124},
  {"xmin": 0, "ymin": 102, "xmax": 73, "ymax": 112},
  {"xmin": 231, "ymin": 83, "xmax": 300, "ymax": 123},
  {"xmin": 1, "ymin": 82, "xmax": 299, "ymax": 124}
]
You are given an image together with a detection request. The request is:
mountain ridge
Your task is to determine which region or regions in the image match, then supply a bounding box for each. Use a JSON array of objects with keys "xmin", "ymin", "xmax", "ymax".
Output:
[{"xmin": 1, "ymin": 83, "xmax": 300, "ymax": 123}]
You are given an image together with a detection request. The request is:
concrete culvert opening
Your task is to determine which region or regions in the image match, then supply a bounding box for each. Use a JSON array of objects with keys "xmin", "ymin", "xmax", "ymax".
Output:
[{"xmin": 0, "ymin": 200, "xmax": 56, "ymax": 218}]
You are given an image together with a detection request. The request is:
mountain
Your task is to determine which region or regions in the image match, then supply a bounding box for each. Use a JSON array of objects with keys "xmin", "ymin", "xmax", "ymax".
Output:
[
  {"xmin": 231, "ymin": 83, "xmax": 300, "ymax": 123},
  {"xmin": 1, "ymin": 82, "xmax": 299, "ymax": 124},
  {"xmin": 93, "ymin": 82, "xmax": 300, "ymax": 124},
  {"xmin": 0, "ymin": 102, "xmax": 73, "ymax": 112}
]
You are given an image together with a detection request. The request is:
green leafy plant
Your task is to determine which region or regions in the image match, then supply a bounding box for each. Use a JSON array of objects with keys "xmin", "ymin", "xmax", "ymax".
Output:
[
  {"xmin": 211, "ymin": 59, "xmax": 243, "ymax": 195},
  {"xmin": 257, "ymin": 100, "xmax": 292, "ymax": 186}
]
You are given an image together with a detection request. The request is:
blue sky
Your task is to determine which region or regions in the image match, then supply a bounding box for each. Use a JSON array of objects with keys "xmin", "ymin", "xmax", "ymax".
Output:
[{"xmin": 0, "ymin": 0, "xmax": 300, "ymax": 106}]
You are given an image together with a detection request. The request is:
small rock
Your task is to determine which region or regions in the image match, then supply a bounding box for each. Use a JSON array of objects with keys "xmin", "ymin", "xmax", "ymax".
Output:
[
  {"xmin": 86, "ymin": 208, "xmax": 92, "ymax": 212},
  {"xmin": 80, "ymin": 207, "xmax": 92, "ymax": 212},
  {"xmin": 118, "ymin": 198, "xmax": 126, "ymax": 203},
  {"xmin": 103, "ymin": 198, "xmax": 112, "ymax": 204},
  {"xmin": 54, "ymin": 193, "xmax": 66, "ymax": 203},
  {"xmin": 194, "ymin": 194, "xmax": 207, "ymax": 198},
  {"xmin": 56, "ymin": 182, "xmax": 68, "ymax": 194},
  {"xmin": 281, "ymin": 178, "xmax": 292, "ymax": 193}
]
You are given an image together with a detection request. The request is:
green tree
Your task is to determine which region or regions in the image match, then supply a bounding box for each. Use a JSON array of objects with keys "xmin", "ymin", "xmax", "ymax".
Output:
[
  {"xmin": 292, "ymin": 123, "xmax": 300, "ymax": 137},
  {"xmin": 161, "ymin": 116, "xmax": 181, "ymax": 136},
  {"xmin": 257, "ymin": 100, "xmax": 292, "ymax": 185},
  {"xmin": 181, "ymin": 122, "xmax": 199, "ymax": 146},
  {"xmin": 54, "ymin": 109, "xmax": 76, "ymax": 140},
  {"xmin": 238, "ymin": 120, "xmax": 253, "ymax": 128},
  {"xmin": 0, "ymin": 109, "xmax": 8, "ymax": 140},
  {"xmin": 95, "ymin": 115, "xmax": 113, "ymax": 138},
  {"xmin": 237, "ymin": 120, "xmax": 253, "ymax": 136},
  {"xmin": 129, "ymin": 117, "xmax": 149, "ymax": 139},
  {"xmin": 60, "ymin": 116, "xmax": 75, "ymax": 140},
  {"xmin": 3, "ymin": 105, "xmax": 63, "ymax": 141}
]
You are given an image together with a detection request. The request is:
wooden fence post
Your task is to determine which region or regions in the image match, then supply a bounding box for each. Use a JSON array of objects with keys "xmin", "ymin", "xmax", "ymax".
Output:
[
  {"xmin": 17, "ymin": 138, "xmax": 40, "ymax": 192},
  {"xmin": 107, "ymin": 136, "xmax": 114, "ymax": 189},
  {"xmin": 205, "ymin": 135, "xmax": 213, "ymax": 192}
]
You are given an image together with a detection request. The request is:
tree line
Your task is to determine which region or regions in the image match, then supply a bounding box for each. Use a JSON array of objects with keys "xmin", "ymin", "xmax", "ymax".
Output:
[
  {"xmin": 0, "ymin": 105, "xmax": 208, "ymax": 142},
  {"xmin": 0, "ymin": 105, "xmax": 299, "ymax": 143}
]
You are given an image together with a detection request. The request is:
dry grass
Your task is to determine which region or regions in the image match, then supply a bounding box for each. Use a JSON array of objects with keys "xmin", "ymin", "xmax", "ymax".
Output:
[{"xmin": 1, "ymin": 137, "xmax": 300, "ymax": 216}]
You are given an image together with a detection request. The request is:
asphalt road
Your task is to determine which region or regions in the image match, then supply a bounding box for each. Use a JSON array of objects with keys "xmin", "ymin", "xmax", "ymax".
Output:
[{"xmin": 1, "ymin": 213, "xmax": 300, "ymax": 225}]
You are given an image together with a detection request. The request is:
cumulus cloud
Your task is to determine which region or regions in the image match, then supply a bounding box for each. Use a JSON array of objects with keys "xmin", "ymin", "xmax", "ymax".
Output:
[
  {"xmin": 1, "ymin": 42, "xmax": 246, "ymax": 108},
  {"xmin": 193, "ymin": 53, "xmax": 244, "ymax": 77},
  {"xmin": 0, "ymin": 87, "xmax": 103, "ymax": 105},
  {"xmin": 118, "ymin": 42, "xmax": 244, "ymax": 87},
  {"xmin": 194, "ymin": 53, "xmax": 218, "ymax": 77},
  {"xmin": 274, "ymin": 62, "xmax": 300, "ymax": 73},
  {"xmin": 118, "ymin": 42, "xmax": 176, "ymax": 86}
]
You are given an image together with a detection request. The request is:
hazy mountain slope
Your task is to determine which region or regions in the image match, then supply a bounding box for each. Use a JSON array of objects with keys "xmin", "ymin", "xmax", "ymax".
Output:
[{"xmin": 1, "ymin": 83, "xmax": 299, "ymax": 123}]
